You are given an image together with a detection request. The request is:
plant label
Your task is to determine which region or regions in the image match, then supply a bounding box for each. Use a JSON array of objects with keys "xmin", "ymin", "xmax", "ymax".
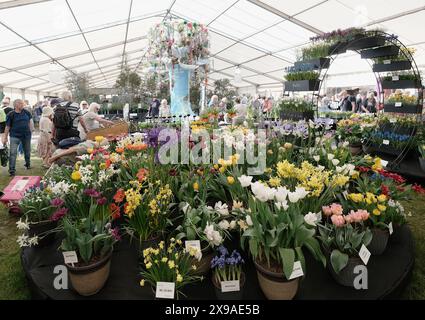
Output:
[
  {"xmin": 185, "ymin": 240, "xmax": 202, "ymax": 260},
  {"xmin": 221, "ymin": 280, "xmax": 240, "ymax": 293},
  {"xmin": 389, "ymin": 222, "xmax": 394, "ymax": 235},
  {"xmin": 392, "ymin": 76, "xmax": 399, "ymax": 81},
  {"xmin": 156, "ymin": 282, "xmax": 175, "ymax": 299},
  {"xmin": 395, "ymin": 102, "xmax": 402, "ymax": 107},
  {"xmin": 288, "ymin": 261, "xmax": 304, "ymax": 280},
  {"xmin": 389, "ymin": 118, "xmax": 397, "ymax": 123},
  {"xmin": 62, "ymin": 251, "xmax": 78, "ymax": 265},
  {"xmin": 383, "ymin": 140, "xmax": 390, "ymax": 145},
  {"xmin": 11, "ymin": 179, "xmax": 29, "ymax": 192},
  {"xmin": 383, "ymin": 60, "xmax": 391, "ymax": 65},
  {"xmin": 359, "ymin": 245, "xmax": 371, "ymax": 265},
  {"xmin": 381, "ymin": 160, "xmax": 389, "ymax": 167}
]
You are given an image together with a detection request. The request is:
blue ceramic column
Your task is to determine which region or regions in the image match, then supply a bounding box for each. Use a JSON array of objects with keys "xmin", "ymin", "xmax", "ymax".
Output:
[{"xmin": 169, "ymin": 64, "xmax": 194, "ymax": 116}]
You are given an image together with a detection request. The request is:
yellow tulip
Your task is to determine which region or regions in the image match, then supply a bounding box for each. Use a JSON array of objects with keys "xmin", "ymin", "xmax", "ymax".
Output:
[
  {"xmin": 71, "ymin": 171, "xmax": 81, "ymax": 181},
  {"xmin": 193, "ymin": 182, "xmax": 199, "ymax": 192},
  {"xmin": 378, "ymin": 205, "xmax": 387, "ymax": 212},
  {"xmin": 373, "ymin": 209, "xmax": 381, "ymax": 216},
  {"xmin": 227, "ymin": 176, "xmax": 235, "ymax": 185},
  {"xmin": 95, "ymin": 136, "xmax": 104, "ymax": 143}
]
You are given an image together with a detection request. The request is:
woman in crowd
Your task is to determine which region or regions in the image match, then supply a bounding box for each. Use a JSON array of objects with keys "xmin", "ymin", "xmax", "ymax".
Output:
[
  {"xmin": 362, "ymin": 92, "xmax": 377, "ymax": 113},
  {"xmin": 233, "ymin": 97, "xmax": 248, "ymax": 125},
  {"xmin": 208, "ymin": 95, "xmax": 219, "ymax": 108},
  {"xmin": 159, "ymin": 99, "xmax": 171, "ymax": 117},
  {"xmin": 78, "ymin": 103, "xmax": 114, "ymax": 140},
  {"xmin": 37, "ymin": 106, "xmax": 54, "ymax": 168},
  {"xmin": 80, "ymin": 101, "xmax": 89, "ymax": 114}
]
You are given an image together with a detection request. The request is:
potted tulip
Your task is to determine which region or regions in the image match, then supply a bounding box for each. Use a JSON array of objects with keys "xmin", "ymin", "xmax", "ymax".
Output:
[
  {"xmin": 241, "ymin": 186, "xmax": 326, "ymax": 300},
  {"xmin": 175, "ymin": 204, "xmax": 230, "ymax": 276},
  {"xmin": 211, "ymin": 246, "xmax": 245, "ymax": 300},
  {"xmin": 17, "ymin": 187, "xmax": 66, "ymax": 248},
  {"xmin": 318, "ymin": 204, "xmax": 372, "ymax": 287},
  {"xmin": 140, "ymin": 239, "xmax": 202, "ymax": 299},
  {"xmin": 60, "ymin": 212, "xmax": 120, "ymax": 296}
]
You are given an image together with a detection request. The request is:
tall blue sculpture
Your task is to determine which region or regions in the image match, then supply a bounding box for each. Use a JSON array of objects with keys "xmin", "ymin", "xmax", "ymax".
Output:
[{"xmin": 170, "ymin": 64, "xmax": 194, "ymax": 116}]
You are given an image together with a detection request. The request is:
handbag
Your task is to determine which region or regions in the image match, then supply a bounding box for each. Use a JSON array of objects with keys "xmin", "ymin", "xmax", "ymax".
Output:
[{"xmin": 0, "ymin": 146, "xmax": 8, "ymax": 167}]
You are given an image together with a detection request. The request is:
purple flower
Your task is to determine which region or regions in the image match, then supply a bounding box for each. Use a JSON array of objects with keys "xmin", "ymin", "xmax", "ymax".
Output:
[
  {"xmin": 97, "ymin": 197, "xmax": 107, "ymax": 206},
  {"xmin": 50, "ymin": 207, "xmax": 68, "ymax": 221},
  {"xmin": 84, "ymin": 189, "xmax": 101, "ymax": 198},
  {"xmin": 50, "ymin": 198, "xmax": 64, "ymax": 208},
  {"xmin": 218, "ymin": 245, "xmax": 228, "ymax": 256}
]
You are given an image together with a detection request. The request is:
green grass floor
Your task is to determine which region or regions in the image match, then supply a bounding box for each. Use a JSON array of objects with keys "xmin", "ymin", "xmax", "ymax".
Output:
[{"xmin": 0, "ymin": 155, "xmax": 424, "ymax": 299}]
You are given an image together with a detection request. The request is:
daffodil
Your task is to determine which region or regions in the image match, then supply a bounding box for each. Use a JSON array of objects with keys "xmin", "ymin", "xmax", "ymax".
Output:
[
  {"xmin": 146, "ymin": 262, "xmax": 152, "ymax": 269},
  {"xmin": 227, "ymin": 176, "xmax": 235, "ymax": 185},
  {"xmin": 139, "ymin": 279, "xmax": 145, "ymax": 287},
  {"xmin": 176, "ymin": 274, "xmax": 183, "ymax": 283},
  {"xmin": 71, "ymin": 171, "xmax": 81, "ymax": 181},
  {"xmin": 168, "ymin": 260, "xmax": 175, "ymax": 269}
]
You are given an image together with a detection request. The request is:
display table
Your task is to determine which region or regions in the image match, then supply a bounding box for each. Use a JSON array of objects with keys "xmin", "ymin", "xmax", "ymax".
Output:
[{"xmin": 21, "ymin": 225, "xmax": 414, "ymax": 300}]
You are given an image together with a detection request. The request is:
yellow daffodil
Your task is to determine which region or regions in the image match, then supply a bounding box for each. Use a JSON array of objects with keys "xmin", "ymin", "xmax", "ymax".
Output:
[
  {"xmin": 378, "ymin": 205, "xmax": 387, "ymax": 211},
  {"xmin": 139, "ymin": 279, "xmax": 145, "ymax": 287},
  {"xmin": 161, "ymin": 257, "xmax": 168, "ymax": 263},
  {"xmin": 71, "ymin": 171, "xmax": 81, "ymax": 181},
  {"xmin": 176, "ymin": 239, "xmax": 182, "ymax": 245},
  {"xmin": 146, "ymin": 262, "xmax": 152, "ymax": 269},
  {"xmin": 193, "ymin": 182, "xmax": 199, "ymax": 192},
  {"xmin": 168, "ymin": 260, "xmax": 175, "ymax": 269},
  {"xmin": 176, "ymin": 274, "xmax": 183, "ymax": 283},
  {"xmin": 268, "ymin": 177, "xmax": 281, "ymax": 187}
]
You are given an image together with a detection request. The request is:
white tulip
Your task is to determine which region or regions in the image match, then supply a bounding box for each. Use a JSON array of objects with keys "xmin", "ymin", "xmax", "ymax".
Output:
[
  {"xmin": 218, "ymin": 220, "xmax": 230, "ymax": 230},
  {"xmin": 313, "ymin": 155, "xmax": 320, "ymax": 162},
  {"xmin": 332, "ymin": 159, "xmax": 340, "ymax": 166},
  {"xmin": 275, "ymin": 186, "xmax": 289, "ymax": 203},
  {"xmin": 238, "ymin": 175, "xmax": 253, "ymax": 187},
  {"xmin": 327, "ymin": 154, "xmax": 335, "ymax": 160}
]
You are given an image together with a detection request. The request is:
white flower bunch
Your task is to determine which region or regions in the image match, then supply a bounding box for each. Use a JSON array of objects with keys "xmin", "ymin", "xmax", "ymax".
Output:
[
  {"xmin": 17, "ymin": 234, "xmax": 38, "ymax": 248},
  {"xmin": 50, "ymin": 181, "xmax": 72, "ymax": 196},
  {"xmin": 204, "ymin": 224, "xmax": 223, "ymax": 247},
  {"xmin": 214, "ymin": 201, "xmax": 229, "ymax": 216},
  {"xmin": 304, "ymin": 212, "xmax": 322, "ymax": 227}
]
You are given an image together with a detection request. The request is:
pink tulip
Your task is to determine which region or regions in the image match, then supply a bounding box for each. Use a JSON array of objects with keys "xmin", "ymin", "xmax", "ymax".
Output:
[
  {"xmin": 322, "ymin": 206, "xmax": 333, "ymax": 216},
  {"xmin": 330, "ymin": 203, "xmax": 343, "ymax": 215},
  {"xmin": 331, "ymin": 215, "xmax": 345, "ymax": 227}
]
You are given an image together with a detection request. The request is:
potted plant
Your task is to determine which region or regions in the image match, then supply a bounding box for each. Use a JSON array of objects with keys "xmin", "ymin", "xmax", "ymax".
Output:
[
  {"xmin": 372, "ymin": 47, "xmax": 416, "ymax": 72},
  {"xmin": 140, "ymin": 239, "xmax": 202, "ymax": 299},
  {"xmin": 175, "ymin": 204, "xmax": 230, "ymax": 276},
  {"xmin": 211, "ymin": 246, "xmax": 245, "ymax": 300},
  {"xmin": 60, "ymin": 213, "xmax": 119, "ymax": 296},
  {"xmin": 16, "ymin": 188, "xmax": 66, "ymax": 247},
  {"xmin": 278, "ymin": 99, "xmax": 315, "ymax": 121},
  {"xmin": 336, "ymin": 118, "xmax": 364, "ymax": 155},
  {"xmin": 318, "ymin": 204, "xmax": 372, "ymax": 287},
  {"xmin": 241, "ymin": 187, "xmax": 326, "ymax": 300}
]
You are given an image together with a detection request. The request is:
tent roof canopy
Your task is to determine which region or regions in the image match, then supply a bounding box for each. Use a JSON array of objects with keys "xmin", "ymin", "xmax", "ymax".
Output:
[{"xmin": 0, "ymin": 0, "xmax": 424, "ymax": 95}]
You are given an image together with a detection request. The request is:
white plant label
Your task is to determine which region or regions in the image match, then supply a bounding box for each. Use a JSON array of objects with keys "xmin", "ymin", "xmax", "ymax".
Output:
[
  {"xmin": 359, "ymin": 245, "xmax": 371, "ymax": 265},
  {"xmin": 390, "ymin": 118, "xmax": 397, "ymax": 123},
  {"xmin": 221, "ymin": 280, "xmax": 240, "ymax": 293},
  {"xmin": 383, "ymin": 60, "xmax": 391, "ymax": 65},
  {"xmin": 389, "ymin": 222, "xmax": 394, "ymax": 235},
  {"xmin": 288, "ymin": 261, "xmax": 304, "ymax": 280},
  {"xmin": 392, "ymin": 76, "xmax": 399, "ymax": 81},
  {"xmin": 185, "ymin": 240, "xmax": 202, "ymax": 260},
  {"xmin": 381, "ymin": 160, "xmax": 389, "ymax": 167},
  {"xmin": 12, "ymin": 179, "xmax": 29, "ymax": 192},
  {"xmin": 156, "ymin": 282, "xmax": 175, "ymax": 299},
  {"xmin": 62, "ymin": 251, "xmax": 78, "ymax": 265},
  {"xmin": 395, "ymin": 102, "xmax": 402, "ymax": 107},
  {"xmin": 383, "ymin": 139, "xmax": 390, "ymax": 145}
]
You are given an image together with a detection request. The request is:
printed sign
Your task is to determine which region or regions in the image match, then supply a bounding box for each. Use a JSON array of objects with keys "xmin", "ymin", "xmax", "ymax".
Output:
[
  {"xmin": 392, "ymin": 76, "xmax": 399, "ymax": 81},
  {"xmin": 288, "ymin": 261, "xmax": 304, "ymax": 280},
  {"xmin": 383, "ymin": 60, "xmax": 391, "ymax": 65},
  {"xmin": 221, "ymin": 280, "xmax": 240, "ymax": 293},
  {"xmin": 12, "ymin": 179, "xmax": 29, "ymax": 192},
  {"xmin": 63, "ymin": 251, "xmax": 78, "ymax": 265},
  {"xmin": 359, "ymin": 244, "xmax": 371, "ymax": 265},
  {"xmin": 156, "ymin": 282, "xmax": 175, "ymax": 299},
  {"xmin": 383, "ymin": 140, "xmax": 390, "ymax": 145},
  {"xmin": 395, "ymin": 102, "xmax": 402, "ymax": 107}
]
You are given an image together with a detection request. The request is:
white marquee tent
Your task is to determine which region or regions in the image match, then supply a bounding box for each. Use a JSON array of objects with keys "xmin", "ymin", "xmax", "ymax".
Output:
[{"xmin": 0, "ymin": 0, "xmax": 425, "ymax": 102}]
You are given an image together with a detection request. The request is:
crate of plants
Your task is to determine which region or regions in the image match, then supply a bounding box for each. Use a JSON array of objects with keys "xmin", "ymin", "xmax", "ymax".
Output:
[
  {"xmin": 361, "ymin": 45, "xmax": 400, "ymax": 59},
  {"xmin": 279, "ymin": 99, "xmax": 315, "ymax": 121},
  {"xmin": 384, "ymin": 91, "xmax": 422, "ymax": 114},
  {"xmin": 284, "ymin": 71, "xmax": 320, "ymax": 92},
  {"xmin": 378, "ymin": 115, "xmax": 419, "ymax": 136},
  {"xmin": 336, "ymin": 115, "xmax": 377, "ymax": 155},
  {"xmin": 346, "ymin": 34, "xmax": 386, "ymax": 51},
  {"xmin": 293, "ymin": 43, "xmax": 332, "ymax": 71},
  {"xmin": 363, "ymin": 129, "xmax": 417, "ymax": 157},
  {"xmin": 381, "ymin": 73, "xmax": 421, "ymax": 89}
]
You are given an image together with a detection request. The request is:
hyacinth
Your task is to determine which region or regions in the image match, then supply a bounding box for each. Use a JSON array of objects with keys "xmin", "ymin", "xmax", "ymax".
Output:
[
  {"xmin": 50, "ymin": 198, "xmax": 65, "ymax": 208},
  {"xmin": 84, "ymin": 188, "xmax": 102, "ymax": 198},
  {"xmin": 211, "ymin": 246, "xmax": 245, "ymax": 270}
]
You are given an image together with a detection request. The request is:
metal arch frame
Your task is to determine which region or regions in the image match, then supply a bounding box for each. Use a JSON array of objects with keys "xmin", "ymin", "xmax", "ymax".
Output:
[{"xmin": 309, "ymin": 30, "xmax": 422, "ymax": 168}]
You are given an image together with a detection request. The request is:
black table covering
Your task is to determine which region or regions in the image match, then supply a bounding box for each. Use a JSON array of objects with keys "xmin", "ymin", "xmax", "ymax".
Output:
[{"xmin": 21, "ymin": 225, "xmax": 414, "ymax": 300}]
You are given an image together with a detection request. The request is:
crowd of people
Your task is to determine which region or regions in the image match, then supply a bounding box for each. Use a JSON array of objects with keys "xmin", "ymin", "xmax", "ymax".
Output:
[
  {"xmin": 0, "ymin": 91, "xmax": 114, "ymax": 176},
  {"xmin": 319, "ymin": 89, "xmax": 378, "ymax": 113}
]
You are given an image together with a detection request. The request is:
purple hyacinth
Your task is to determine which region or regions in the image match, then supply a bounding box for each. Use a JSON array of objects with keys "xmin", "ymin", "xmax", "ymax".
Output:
[{"xmin": 50, "ymin": 207, "xmax": 68, "ymax": 221}]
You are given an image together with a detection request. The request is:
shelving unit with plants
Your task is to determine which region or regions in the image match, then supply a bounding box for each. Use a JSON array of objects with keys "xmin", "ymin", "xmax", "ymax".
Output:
[{"xmin": 278, "ymin": 99, "xmax": 315, "ymax": 121}]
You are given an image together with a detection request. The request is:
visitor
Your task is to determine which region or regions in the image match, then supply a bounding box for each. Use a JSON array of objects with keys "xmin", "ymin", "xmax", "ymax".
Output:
[
  {"xmin": 52, "ymin": 91, "xmax": 89, "ymax": 146},
  {"xmin": 1, "ymin": 99, "xmax": 34, "ymax": 176},
  {"xmin": 252, "ymin": 95, "xmax": 262, "ymax": 116},
  {"xmin": 78, "ymin": 103, "xmax": 114, "ymax": 140},
  {"xmin": 319, "ymin": 94, "xmax": 330, "ymax": 112},
  {"xmin": 149, "ymin": 97, "xmax": 160, "ymax": 118},
  {"xmin": 263, "ymin": 97, "xmax": 273, "ymax": 114},
  {"xmin": 233, "ymin": 97, "xmax": 248, "ymax": 125},
  {"xmin": 362, "ymin": 92, "xmax": 377, "ymax": 113},
  {"xmin": 80, "ymin": 100, "xmax": 89, "ymax": 114},
  {"xmin": 37, "ymin": 106, "xmax": 54, "ymax": 168},
  {"xmin": 159, "ymin": 99, "xmax": 171, "ymax": 117},
  {"xmin": 1, "ymin": 97, "xmax": 13, "ymax": 116},
  {"xmin": 208, "ymin": 95, "xmax": 219, "ymax": 108}
]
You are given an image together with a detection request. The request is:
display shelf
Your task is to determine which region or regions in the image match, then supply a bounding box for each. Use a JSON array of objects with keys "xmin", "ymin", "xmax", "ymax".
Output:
[
  {"xmin": 384, "ymin": 103, "xmax": 423, "ymax": 114},
  {"xmin": 280, "ymin": 110, "xmax": 314, "ymax": 121},
  {"xmin": 284, "ymin": 80, "xmax": 320, "ymax": 92},
  {"xmin": 372, "ymin": 61, "xmax": 412, "ymax": 72},
  {"xmin": 21, "ymin": 227, "xmax": 414, "ymax": 300},
  {"xmin": 293, "ymin": 58, "xmax": 330, "ymax": 71},
  {"xmin": 382, "ymin": 79, "xmax": 421, "ymax": 89},
  {"xmin": 346, "ymin": 36, "xmax": 386, "ymax": 50},
  {"xmin": 361, "ymin": 45, "xmax": 399, "ymax": 59}
]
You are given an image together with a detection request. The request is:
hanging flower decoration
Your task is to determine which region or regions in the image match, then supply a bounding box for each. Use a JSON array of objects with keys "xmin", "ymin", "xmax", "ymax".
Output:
[{"xmin": 147, "ymin": 19, "xmax": 210, "ymax": 70}]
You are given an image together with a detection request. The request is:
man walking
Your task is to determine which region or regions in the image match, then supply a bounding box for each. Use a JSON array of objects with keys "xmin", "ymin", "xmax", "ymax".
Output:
[{"xmin": 1, "ymin": 99, "xmax": 34, "ymax": 176}]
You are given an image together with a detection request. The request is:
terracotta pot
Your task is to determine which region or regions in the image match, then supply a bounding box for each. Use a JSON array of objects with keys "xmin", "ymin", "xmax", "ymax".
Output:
[
  {"xmin": 349, "ymin": 144, "xmax": 362, "ymax": 156},
  {"xmin": 193, "ymin": 249, "xmax": 215, "ymax": 276},
  {"xmin": 212, "ymin": 272, "xmax": 245, "ymax": 300},
  {"xmin": 27, "ymin": 220, "xmax": 58, "ymax": 247},
  {"xmin": 254, "ymin": 259, "xmax": 299, "ymax": 300},
  {"xmin": 329, "ymin": 256, "xmax": 364, "ymax": 287},
  {"xmin": 66, "ymin": 251, "xmax": 112, "ymax": 296},
  {"xmin": 367, "ymin": 228, "xmax": 389, "ymax": 255}
]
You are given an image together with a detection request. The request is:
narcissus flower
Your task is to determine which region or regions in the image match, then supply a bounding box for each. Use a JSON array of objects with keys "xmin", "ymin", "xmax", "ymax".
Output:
[
  {"xmin": 71, "ymin": 171, "xmax": 81, "ymax": 181},
  {"xmin": 139, "ymin": 279, "xmax": 145, "ymax": 287},
  {"xmin": 193, "ymin": 182, "xmax": 199, "ymax": 192}
]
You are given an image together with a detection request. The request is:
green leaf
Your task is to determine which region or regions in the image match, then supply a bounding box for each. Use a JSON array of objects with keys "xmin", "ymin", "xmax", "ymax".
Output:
[
  {"xmin": 278, "ymin": 248, "xmax": 295, "ymax": 280},
  {"xmin": 330, "ymin": 249, "xmax": 348, "ymax": 273}
]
